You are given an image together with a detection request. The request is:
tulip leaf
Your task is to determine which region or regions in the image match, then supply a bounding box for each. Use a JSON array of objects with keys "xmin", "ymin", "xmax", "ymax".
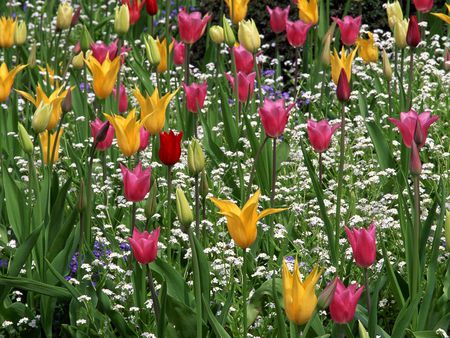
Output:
[
  {"xmin": 219, "ymin": 86, "xmax": 239, "ymax": 150},
  {"xmin": 247, "ymin": 278, "xmax": 283, "ymax": 326},
  {"xmin": 408, "ymin": 331, "xmax": 441, "ymax": 338},
  {"xmin": 0, "ymin": 276, "xmax": 71, "ymax": 298},
  {"xmin": 48, "ymin": 177, "xmax": 72, "ymax": 245},
  {"xmin": 201, "ymin": 295, "xmax": 232, "ymax": 338},
  {"xmin": 391, "ymin": 296, "xmax": 421, "ymax": 338},
  {"xmin": 193, "ymin": 235, "xmax": 210, "ymax": 305},
  {"xmin": 355, "ymin": 305, "xmax": 391, "ymax": 338},
  {"xmin": 381, "ymin": 239, "xmax": 405, "ymax": 307},
  {"xmin": 165, "ymin": 294, "xmax": 207, "ymax": 338}
]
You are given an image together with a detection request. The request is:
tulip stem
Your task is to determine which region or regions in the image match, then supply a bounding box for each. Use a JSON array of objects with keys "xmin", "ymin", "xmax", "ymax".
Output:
[
  {"xmin": 253, "ymin": 53, "xmax": 263, "ymax": 106},
  {"xmin": 231, "ymin": 47, "xmax": 240, "ymax": 123},
  {"xmin": 246, "ymin": 136, "xmax": 269, "ymax": 199},
  {"xmin": 411, "ymin": 174, "xmax": 421, "ymax": 304},
  {"xmin": 184, "ymin": 44, "xmax": 191, "ymax": 85},
  {"xmin": 318, "ymin": 152, "xmax": 323, "ymax": 187},
  {"xmin": 167, "ymin": 165, "xmax": 173, "ymax": 257},
  {"xmin": 294, "ymin": 48, "xmax": 300, "ymax": 100},
  {"xmin": 335, "ymin": 103, "xmax": 346, "ymax": 262},
  {"xmin": 116, "ymin": 38, "xmax": 123, "ymax": 115},
  {"xmin": 387, "ymin": 80, "xmax": 392, "ymax": 118},
  {"xmin": 242, "ymin": 249, "xmax": 248, "ymax": 337},
  {"xmin": 131, "ymin": 202, "xmax": 136, "ymax": 230},
  {"xmin": 271, "ymin": 137, "xmax": 277, "ymax": 207},
  {"xmin": 364, "ymin": 268, "xmax": 371, "ymax": 323},
  {"xmin": 195, "ymin": 174, "xmax": 200, "ymax": 235},
  {"xmin": 408, "ymin": 47, "xmax": 415, "ymax": 109},
  {"xmin": 147, "ymin": 266, "xmax": 161, "ymax": 327}
]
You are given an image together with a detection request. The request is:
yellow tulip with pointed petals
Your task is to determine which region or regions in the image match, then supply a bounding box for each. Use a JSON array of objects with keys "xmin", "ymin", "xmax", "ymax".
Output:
[
  {"xmin": 0, "ymin": 17, "xmax": 16, "ymax": 48},
  {"xmin": 210, "ymin": 190, "xmax": 287, "ymax": 249},
  {"xmin": 39, "ymin": 65, "xmax": 59, "ymax": 87},
  {"xmin": 132, "ymin": 87, "xmax": 178, "ymax": 135},
  {"xmin": 104, "ymin": 109, "xmax": 141, "ymax": 157},
  {"xmin": 40, "ymin": 129, "xmax": 64, "ymax": 165},
  {"xmin": 84, "ymin": 53, "xmax": 121, "ymax": 99},
  {"xmin": 0, "ymin": 63, "xmax": 26, "ymax": 102},
  {"xmin": 225, "ymin": 0, "xmax": 249, "ymax": 24},
  {"xmin": 330, "ymin": 47, "xmax": 358, "ymax": 85},
  {"xmin": 282, "ymin": 258, "xmax": 322, "ymax": 325},
  {"xmin": 431, "ymin": 4, "xmax": 450, "ymax": 24},
  {"xmin": 156, "ymin": 38, "xmax": 174, "ymax": 73},
  {"xmin": 297, "ymin": 0, "xmax": 319, "ymax": 25},
  {"xmin": 356, "ymin": 32, "xmax": 379, "ymax": 63}
]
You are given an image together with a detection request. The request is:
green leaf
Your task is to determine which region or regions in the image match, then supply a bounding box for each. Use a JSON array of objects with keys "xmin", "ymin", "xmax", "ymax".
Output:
[
  {"xmin": 0, "ymin": 276, "xmax": 71, "ymax": 298},
  {"xmin": 201, "ymin": 295, "xmax": 231, "ymax": 338},
  {"xmin": 193, "ymin": 235, "xmax": 210, "ymax": 305},
  {"xmin": 165, "ymin": 294, "xmax": 205, "ymax": 338},
  {"xmin": 2, "ymin": 165, "xmax": 26, "ymax": 242},
  {"xmin": 391, "ymin": 296, "xmax": 421, "ymax": 338},
  {"xmin": 409, "ymin": 330, "xmax": 441, "ymax": 338}
]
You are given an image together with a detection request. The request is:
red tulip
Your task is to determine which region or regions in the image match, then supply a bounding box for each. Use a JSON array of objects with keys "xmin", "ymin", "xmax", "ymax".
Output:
[
  {"xmin": 139, "ymin": 127, "xmax": 150, "ymax": 151},
  {"xmin": 120, "ymin": 162, "xmax": 152, "ymax": 202},
  {"xmin": 113, "ymin": 83, "xmax": 128, "ymax": 113},
  {"xmin": 307, "ymin": 119, "xmax": 340, "ymax": 153},
  {"xmin": 259, "ymin": 98, "xmax": 295, "ymax": 138},
  {"xmin": 146, "ymin": 0, "xmax": 158, "ymax": 15},
  {"xmin": 225, "ymin": 71, "xmax": 256, "ymax": 102},
  {"xmin": 233, "ymin": 45, "xmax": 254, "ymax": 74},
  {"xmin": 178, "ymin": 9, "xmax": 211, "ymax": 45},
  {"xmin": 329, "ymin": 278, "xmax": 364, "ymax": 324},
  {"xmin": 158, "ymin": 130, "xmax": 183, "ymax": 166},
  {"xmin": 332, "ymin": 15, "xmax": 362, "ymax": 46},
  {"xmin": 406, "ymin": 16, "xmax": 421, "ymax": 48},
  {"xmin": 267, "ymin": 6, "xmax": 290, "ymax": 34},
  {"xmin": 90, "ymin": 118, "xmax": 115, "ymax": 150},
  {"xmin": 336, "ymin": 69, "xmax": 351, "ymax": 102},
  {"xmin": 71, "ymin": 7, "xmax": 81, "ymax": 27},
  {"xmin": 122, "ymin": 0, "xmax": 146, "ymax": 25},
  {"xmin": 182, "ymin": 81, "xmax": 208, "ymax": 113},
  {"xmin": 413, "ymin": 0, "xmax": 433, "ymax": 13},
  {"xmin": 286, "ymin": 20, "xmax": 311, "ymax": 48},
  {"xmin": 344, "ymin": 222, "xmax": 376, "ymax": 268},
  {"xmin": 128, "ymin": 227, "xmax": 160, "ymax": 264},
  {"xmin": 173, "ymin": 39, "xmax": 186, "ymax": 66},
  {"xmin": 388, "ymin": 109, "xmax": 439, "ymax": 148}
]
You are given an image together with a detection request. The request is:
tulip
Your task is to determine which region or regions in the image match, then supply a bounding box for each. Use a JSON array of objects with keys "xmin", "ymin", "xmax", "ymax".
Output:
[
  {"xmin": 139, "ymin": 127, "xmax": 150, "ymax": 151},
  {"xmin": 345, "ymin": 223, "xmax": 376, "ymax": 268},
  {"xmin": 28, "ymin": 42, "xmax": 37, "ymax": 68},
  {"xmin": 330, "ymin": 47, "xmax": 357, "ymax": 85},
  {"xmin": 336, "ymin": 69, "xmax": 351, "ymax": 102},
  {"xmin": 71, "ymin": 7, "xmax": 81, "ymax": 27},
  {"xmin": 445, "ymin": 210, "xmax": 450, "ymax": 251},
  {"xmin": 72, "ymin": 52, "xmax": 85, "ymax": 69},
  {"xmin": 14, "ymin": 21, "xmax": 27, "ymax": 45},
  {"xmin": 356, "ymin": 32, "xmax": 379, "ymax": 63},
  {"xmin": 388, "ymin": 109, "xmax": 439, "ymax": 148},
  {"xmin": 133, "ymin": 87, "xmax": 178, "ymax": 135},
  {"xmin": 187, "ymin": 139, "xmax": 205, "ymax": 176},
  {"xmin": 410, "ymin": 141, "xmax": 422, "ymax": 175},
  {"xmin": 178, "ymin": 9, "xmax": 211, "ymax": 45},
  {"xmin": 413, "ymin": 0, "xmax": 434, "ymax": 13},
  {"xmin": 306, "ymin": 119, "xmax": 341, "ymax": 153},
  {"xmin": 128, "ymin": 227, "xmax": 160, "ymax": 264},
  {"xmin": 321, "ymin": 28, "xmax": 333, "ymax": 66},
  {"xmin": 18, "ymin": 123, "xmax": 33, "ymax": 155},
  {"xmin": 210, "ymin": 189, "xmax": 287, "ymax": 249},
  {"xmin": 281, "ymin": 258, "xmax": 322, "ymax": 325},
  {"xmin": 406, "ymin": 16, "xmax": 421, "ymax": 48},
  {"xmin": 158, "ymin": 130, "xmax": 183, "ymax": 166},
  {"xmin": 176, "ymin": 187, "xmax": 194, "ymax": 227},
  {"xmin": 394, "ymin": 19, "xmax": 409, "ymax": 49},
  {"xmin": 0, "ymin": 17, "xmax": 16, "ymax": 48},
  {"xmin": 286, "ymin": 20, "xmax": 312, "ymax": 48},
  {"xmin": 62, "ymin": 89, "xmax": 72, "ymax": 113},
  {"xmin": 431, "ymin": 4, "xmax": 450, "ymax": 24},
  {"xmin": 17, "ymin": 84, "xmax": 70, "ymax": 131},
  {"xmin": 297, "ymin": 0, "xmax": 319, "ymax": 25},
  {"xmin": 233, "ymin": 45, "xmax": 254, "ymax": 74},
  {"xmin": 223, "ymin": 15, "xmax": 236, "ymax": 47},
  {"xmin": 182, "ymin": 81, "xmax": 208, "ymax": 113},
  {"xmin": 209, "ymin": 25, "xmax": 225, "ymax": 44},
  {"xmin": 84, "ymin": 54, "xmax": 121, "ymax": 99},
  {"xmin": 56, "ymin": 2, "xmax": 73, "ymax": 30},
  {"xmin": 382, "ymin": 49, "xmax": 392, "ymax": 82},
  {"xmin": 0, "ymin": 63, "xmax": 26, "ymax": 102},
  {"xmin": 225, "ymin": 71, "xmax": 256, "ymax": 102},
  {"xmin": 386, "ymin": 1, "xmax": 404, "ymax": 30},
  {"xmin": 122, "ymin": 0, "xmax": 145, "ymax": 25},
  {"xmin": 38, "ymin": 65, "xmax": 58, "ymax": 87},
  {"xmin": 80, "ymin": 25, "xmax": 94, "ymax": 52},
  {"xmin": 31, "ymin": 103, "xmax": 53, "ymax": 133},
  {"xmin": 329, "ymin": 278, "xmax": 364, "ymax": 324},
  {"xmin": 144, "ymin": 35, "xmax": 160, "ymax": 67},
  {"xmin": 267, "ymin": 6, "xmax": 290, "ymax": 33},
  {"xmin": 332, "ymin": 15, "xmax": 362, "ymax": 46},
  {"xmin": 317, "ymin": 277, "xmax": 338, "ymax": 309},
  {"xmin": 40, "ymin": 129, "xmax": 64, "ymax": 165},
  {"xmin": 259, "ymin": 98, "xmax": 295, "ymax": 138},
  {"xmin": 173, "ymin": 39, "xmax": 185, "ymax": 66},
  {"xmin": 113, "ymin": 83, "xmax": 128, "ymax": 113},
  {"xmin": 146, "ymin": 0, "xmax": 158, "ymax": 15},
  {"xmin": 225, "ymin": 0, "xmax": 249, "ymax": 24},
  {"xmin": 156, "ymin": 38, "xmax": 173, "ymax": 73},
  {"xmin": 90, "ymin": 118, "xmax": 115, "ymax": 150},
  {"xmin": 200, "ymin": 171, "xmax": 209, "ymax": 198},
  {"xmin": 238, "ymin": 19, "xmax": 260, "ymax": 53},
  {"xmin": 120, "ymin": 162, "xmax": 151, "ymax": 202},
  {"xmin": 90, "ymin": 40, "xmax": 120, "ymax": 64},
  {"xmin": 114, "ymin": 4, "xmax": 130, "ymax": 35},
  {"xmin": 104, "ymin": 109, "xmax": 141, "ymax": 156}
]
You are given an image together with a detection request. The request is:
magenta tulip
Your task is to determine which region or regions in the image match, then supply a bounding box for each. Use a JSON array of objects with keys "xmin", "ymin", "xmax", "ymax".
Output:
[
  {"xmin": 90, "ymin": 118, "xmax": 115, "ymax": 150},
  {"xmin": 128, "ymin": 227, "xmax": 160, "ymax": 264},
  {"xmin": 267, "ymin": 6, "xmax": 290, "ymax": 34},
  {"xmin": 90, "ymin": 40, "xmax": 129, "ymax": 64},
  {"xmin": 120, "ymin": 162, "xmax": 151, "ymax": 202},
  {"xmin": 259, "ymin": 98, "xmax": 295, "ymax": 138},
  {"xmin": 329, "ymin": 278, "xmax": 364, "ymax": 324},
  {"xmin": 113, "ymin": 83, "xmax": 128, "ymax": 113},
  {"xmin": 388, "ymin": 109, "xmax": 439, "ymax": 148},
  {"xmin": 225, "ymin": 71, "xmax": 256, "ymax": 102},
  {"xmin": 178, "ymin": 9, "xmax": 211, "ymax": 45},
  {"xmin": 173, "ymin": 39, "xmax": 186, "ymax": 66},
  {"xmin": 182, "ymin": 81, "xmax": 208, "ymax": 113},
  {"xmin": 233, "ymin": 45, "xmax": 254, "ymax": 74},
  {"xmin": 332, "ymin": 15, "xmax": 362, "ymax": 46},
  {"xmin": 413, "ymin": 0, "xmax": 433, "ymax": 13},
  {"xmin": 307, "ymin": 119, "xmax": 341, "ymax": 153},
  {"xmin": 139, "ymin": 127, "xmax": 150, "ymax": 151},
  {"xmin": 336, "ymin": 69, "xmax": 351, "ymax": 102},
  {"xmin": 344, "ymin": 222, "xmax": 376, "ymax": 268},
  {"xmin": 286, "ymin": 20, "xmax": 312, "ymax": 48}
]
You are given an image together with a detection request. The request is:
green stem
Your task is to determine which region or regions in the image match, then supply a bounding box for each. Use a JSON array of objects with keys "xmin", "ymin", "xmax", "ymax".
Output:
[
  {"xmin": 188, "ymin": 228, "xmax": 202, "ymax": 338},
  {"xmin": 318, "ymin": 151, "xmax": 323, "ymax": 187},
  {"xmin": 242, "ymin": 249, "xmax": 248, "ymax": 337},
  {"xmin": 408, "ymin": 47, "xmax": 415, "ymax": 109},
  {"xmin": 230, "ymin": 47, "xmax": 240, "ymax": 123},
  {"xmin": 364, "ymin": 268, "xmax": 371, "ymax": 325},
  {"xmin": 148, "ymin": 267, "xmax": 160, "ymax": 327},
  {"xmin": 412, "ymin": 174, "xmax": 421, "ymax": 303},
  {"xmin": 253, "ymin": 53, "xmax": 263, "ymax": 106},
  {"xmin": 195, "ymin": 174, "xmax": 200, "ymax": 235},
  {"xmin": 270, "ymin": 137, "xmax": 277, "ymax": 207},
  {"xmin": 246, "ymin": 136, "xmax": 269, "ymax": 199},
  {"xmin": 116, "ymin": 39, "xmax": 123, "ymax": 114}
]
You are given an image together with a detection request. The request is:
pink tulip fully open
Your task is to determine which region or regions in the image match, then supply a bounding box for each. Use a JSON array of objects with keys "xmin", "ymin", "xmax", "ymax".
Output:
[
  {"xmin": 259, "ymin": 98, "xmax": 295, "ymax": 138},
  {"xmin": 332, "ymin": 15, "xmax": 362, "ymax": 46},
  {"xmin": 267, "ymin": 6, "xmax": 290, "ymax": 34},
  {"xmin": 225, "ymin": 71, "xmax": 256, "ymax": 102},
  {"xmin": 182, "ymin": 81, "xmax": 208, "ymax": 113},
  {"xmin": 307, "ymin": 119, "xmax": 341, "ymax": 153},
  {"xmin": 233, "ymin": 45, "xmax": 254, "ymax": 74},
  {"xmin": 90, "ymin": 118, "xmax": 115, "ymax": 150},
  {"xmin": 329, "ymin": 278, "xmax": 364, "ymax": 324},
  {"xmin": 120, "ymin": 162, "xmax": 151, "ymax": 202},
  {"xmin": 178, "ymin": 9, "xmax": 211, "ymax": 45},
  {"xmin": 128, "ymin": 227, "xmax": 160, "ymax": 264},
  {"xmin": 286, "ymin": 20, "xmax": 312, "ymax": 48},
  {"xmin": 345, "ymin": 222, "xmax": 376, "ymax": 268}
]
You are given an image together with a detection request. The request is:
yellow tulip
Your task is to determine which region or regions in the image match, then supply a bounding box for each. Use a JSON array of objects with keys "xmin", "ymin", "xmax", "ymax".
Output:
[
  {"xmin": 84, "ymin": 53, "xmax": 121, "ymax": 99},
  {"xmin": 14, "ymin": 21, "xmax": 27, "ymax": 45},
  {"xmin": 56, "ymin": 1, "xmax": 73, "ymax": 30},
  {"xmin": 0, "ymin": 63, "xmax": 26, "ymax": 102},
  {"xmin": 394, "ymin": 19, "xmax": 408, "ymax": 49},
  {"xmin": 386, "ymin": 1, "xmax": 403, "ymax": 30},
  {"xmin": 225, "ymin": 0, "xmax": 249, "ymax": 24},
  {"xmin": 282, "ymin": 258, "xmax": 322, "ymax": 325},
  {"xmin": 132, "ymin": 87, "xmax": 178, "ymax": 135},
  {"xmin": 330, "ymin": 47, "xmax": 358, "ymax": 85},
  {"xmin": 238, "ymin": 19, "xmax": 261, "ymax": 53},
  {"xmin": 39, "ymin": 65, "xmax": 59, "ymax": 87},
  {"xmin": 16, "ymin": 84, "xmax": 70, "ymax": 131},
  {"xmin": 104, "ymin": 109, "xmax": 141, "ymax": 157},
  {"xmin": 210, "ymin": 189, "xmax": 287, "ymax": 249},
  {"xmin": 40, "ymin": 129, "xmax": 64, "ymax": 165},
  {"xmin": 356, "ymin": 32, "xmax": 379, "ymax": 63},
  {"xmin": 0, "ymin": 17, "xmax": 16, "ymax": 48},
  {"xmin": 156, "ymin": 38, "xmax": 174, "ymax": 73},
  {"xmin": 431, "ymin": 4, "xmax": 450, "ymax": 24},
  {"xmin": 297, "ymin": 0, "xmax": 319, "ymax": 25}
]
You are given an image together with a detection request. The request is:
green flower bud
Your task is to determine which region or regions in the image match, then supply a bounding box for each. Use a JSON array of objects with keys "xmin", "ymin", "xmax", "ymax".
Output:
[
  {"xmin": 209, "ymin": 25, "xmax": 224, "ymax": 44},
  {"xmin": 80, "ymin": 25, "xmax": 93, "ymax": 52},
  {"xmin": 176, "ymin": 187, "xmax": 193, "ymax": 227},
  {"xmin": 358, "ymin": 321, "xmax": 370, "ymax": 338},
  {"xmin": 382, "ymin": 49, "xmax": 392, "ymax": 82},
  {"xmin": 17, "ymin": 123, "xmax": 33, "ymax": 155},
  {"xmin": 32, "ymin": 103, "xmax": 53, "ymax": 133},
  {"xmin": 200, "ymin": 170, "xmax": 209, "ymax": 198},
  {"xmin": 114, "ymin": 5, "xmax": 130, "ymax": 36},
  {"xmin": 144, "ymin": 35, "xmax": 161, "ymax": 66},
  {"xmin": 223, "ymin": 15, "xmax": 235, "ymax": 47},
  {"xmin": 145, "ymin": 183, "xmax": 158, "ymax": 219},
  {"xmin": 188, "ymin": 138, "xmax": 205, "ymax": 177}
]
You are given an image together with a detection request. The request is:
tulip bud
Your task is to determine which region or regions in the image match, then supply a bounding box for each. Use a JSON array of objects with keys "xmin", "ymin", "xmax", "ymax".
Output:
[
  {"xmin": 144, "ymin": 35, "xmax": 161, "ymax": 66},
  {"xmin": 406, "ymin": 15, "xmax": 421, "ymax": 48},
  {"xmin": 176, "ymin": 187, "xmax": 194, "ymax": 227},
  {"xmin": 209, "ymin": 25, "xmax": 225, "ymax": 44},
  {"xmin": 72, "ymin": 51, "xmax": 84, "ymax": 69},
  {"xmin": 394, "ymin": 19, "xmax": 408, "ymax": 49},
  {"xmin": 336, "ymin": 69, "xmax": 351, "ymax": 102},
  {"xmin": 62, "ymin": 89, "xmax": 72, "ymax": 114},
  {"xmin": 94, "ymin": 121, "xmax": 111, "ymax": 147},
  {"xmin": 32, "ymin": 103, "xmax": 53, "ymax": 133},
  {"xmin": 409, "ymin": 141, "xmax": 422, "ymax": 176},
  {"xmin": 114, "ymin": 5, "xmax": 130, "ymax": 36},
  {"xmin": 144, "ymin": 182, "xmax": 158, "ymax": 219},
  {"xmin": 28, "ymin": 42, "xmax": 37, "ymax": 68},
  {"xmin": 321, "ymin": 33, "xmax": 332, "ymax": 66},
  {"xmin": 80, "ymin": 25, "xmax": 93, "ymax": 52},
  {"xmin": 223, "ymin": 15, "xmax": 236, "ymax": 47},
  {"xmin": 14, "ymin": 21, "xmax": 27, "ymax": 46},
  {"xmin": 56, "ymin": 2, "xmax": 74, "ymax": 31},
  {"xmin": 17, "ymin": 123, "xmax": 34, "ymax": 155},
  {"xmin": 238, "ymin": 19, "xmax": 261, "ymax": 53},
  {"xmin": 77, "ymin": 180, "xmax": 87, "ymax": 212},
  {"xmin": 188, "ymin": 138, "xmax": 205, "ymax": 177},
  {"xmin": 358, "ymin": 321, "xmax": 370, "ymax": 338},
  {"xmin": 71, "ymin": 7, "xmax": 81, "ymax": 27},
  {"xmin": 382, "ymin": 49, "xmax": 392, "ymax": 82},
  {"xmin": 317, "ymin": 277, "xmax": 338, "ymax": 309},
  {"xmin": 200, "ymin": 170, "xmax": 209, "ymax": 198},
  {"xmin": 413, "ymin": 119, "xmax": 424, "ymax": 146},
  {"xmin": 445, "ymin": 210, "xmax": 450, "ymax": 251}
]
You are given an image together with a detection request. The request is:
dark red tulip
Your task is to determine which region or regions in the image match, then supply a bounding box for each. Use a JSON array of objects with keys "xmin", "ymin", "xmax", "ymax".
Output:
[
  {"xmin": 158, "ymin": 130, "xmax": 183, "ymax": 166},
  {"xmin": 336, "ymin": 69, "xmax": 350, "ymax": 102},
  {"xmin": 146, "ymin": 0, "xmax": 158, "ymax": 15},
  {"xmin": 406, "ymin": 16, "xmax": 421, "ymax": 48}
]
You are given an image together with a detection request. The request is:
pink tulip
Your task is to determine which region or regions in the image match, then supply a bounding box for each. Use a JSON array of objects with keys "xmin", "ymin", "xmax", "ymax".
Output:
[
  {"xmin": 139, "ymin": 127, "xmax": 150, "ymax": 151},
  {"xmin": 182, "ymin": 81, "xmax": 208, "ymax": 113},
  {"xmin": 332, "ymin": 15, "xmax": 362, "ymax": 46},
  {"xmin": 259, "ymin": 98, "xmax": 295, "ymax": 138},
  {"xmin": 307, "ymin": 119, "xmax": 341, "ymax": 153},
  {"xmin": 120, "ymin": 162, "xmax": 151, "ymax": 202},
  {"xmin": 90, "ymin": 118, "xmax": 115, "ymax": 150},
  {"xmin": 329, "ymin": 278, "xmax": 364, "ymax": 324},
  {"xmin": 113, "ymin": 83, "xmax": 128, "ymax": 113},
  {"xmin": 91, "ymin": 40, "xmax": 129, "ymax": 64},
  {"xmin": 344, "ymin": 222, "xmax": 376, "ymax": 268},
  {"xmin": 413, "ymin": 0, "xmax": 433, "ymax": 13},
  {"xmin": 233, "ymin": 45, "xmax": 254, "ymax": 74},
  {"xmin": 128, "ymin": 227, "xmax": 160, "ymax": 264},
  {"xmin": 225, "ymin": 71, "xmax": 256, "ymax": 102},
  {"xmin": 388, "ymin": 110, "xmax": 439, "ymax": 148},
  {"xmin": 267, "ymin": 6, "xmax": 290, "ymax": 34},
  {"xmin": 286, "ymin": 20, "xmax": 312, "ymax": 48},
  {"xmin": 178, "ymin": 9, "xmax": 211, "ymax": 45},
  {"xmin": 173, "ymin": 39, "xmax": 186, "ymax": 66}
]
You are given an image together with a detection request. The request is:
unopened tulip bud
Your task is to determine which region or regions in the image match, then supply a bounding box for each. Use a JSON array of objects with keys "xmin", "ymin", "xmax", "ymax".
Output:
[
  {"xmin": 336, "ymin": 69, "xmax": 351, "ymax": 102},
  {"xmin": 413, "ymin": 119, "xmax": 425, "ymax": 146},
  {"xmin": 144, "ymin": 35, "xmax": 160, "ymax": 66},
  {"xmin": 209, "ymin": 25, "xmax": 224, "ymax": 44},
  {"xmin": 18, "ymin": 123, "xmax": 33, "ymax": 155},
  {"xmin": 382, "ymin": 49, "xmax": 392, "ymax": 82},
  {"xmin": 28, "ymin": 42, "xmax": 37, "ymax": 68},
  {"xmin": 238, "ymin": 19, "xmax": 261, "ymax": 53},
  {"xmin": 144, "ymin": 183, "xmax": 158, "ymax": 219},
  {"xmin": 410, "ymin": 141, "xmax": 422, "ymax": 176},
  {"xmin": 188, "ymin": 138, "xmax": 205, "ymax": 176},
  {"xmin": 77, "ymin": 180, "xmax": 87, "ymax": 212},
  {"xmin": 56, "ymin": 2, "xmax": 74, "ymax": 30},
  {"xmin": 406, "ymin": 15, "xmax": 421, "ymax": 48},
  {"xmin": 80, "ymin": 25, "xmax": 93, "ymax": 52},
  {"xmin": 394, "ymin": 19, "xmax": 408, "ymax": 49},
  {"xmin": 223, "ymin": 15, "xmax": 236, "ymax": 47},
  {"xmin": 445, "ymin": 210, "xmax": 450, "ymax": 251},
  {"xmin": 94, "ymin": 121, "xmax": 111, "ymax": 146},
  {"xmin": 114, "ymin": 5, "xmax": 130, "ymax": 35},
  {"xmin": 358, "ymin": 321, "xmax": 370, "ymax": 338},
  {"xmin": 32, "ymin": 103, "xmax": 53, "ymax": 133},
  {"xmin": 14, "ymin": 21, "xmax": 27, "ymax": 46},
  {"xmin": 62, "ymin": 89, "xmax": 72, "ymax": 113},
  {"xmin": 72, "ymin": 51, "xmax": 84, "ymax": 69},
  {"xmin": 200, "ymin": 170, "xmax": 209, "ymax": 198},
  {"xmin": 321, "ymin": 33, "xmax": 332, "ymax": 66},
  {"xmin": 318, "ymin": 277, "xmax": 338, "ymax": 309},
  {"xmin": 71, "ymin": 7, "xmax": 81, "ymax": 27},
  {"xmin": 176, "ymin": 187, "xmax": 194, "ymax": 227}
]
